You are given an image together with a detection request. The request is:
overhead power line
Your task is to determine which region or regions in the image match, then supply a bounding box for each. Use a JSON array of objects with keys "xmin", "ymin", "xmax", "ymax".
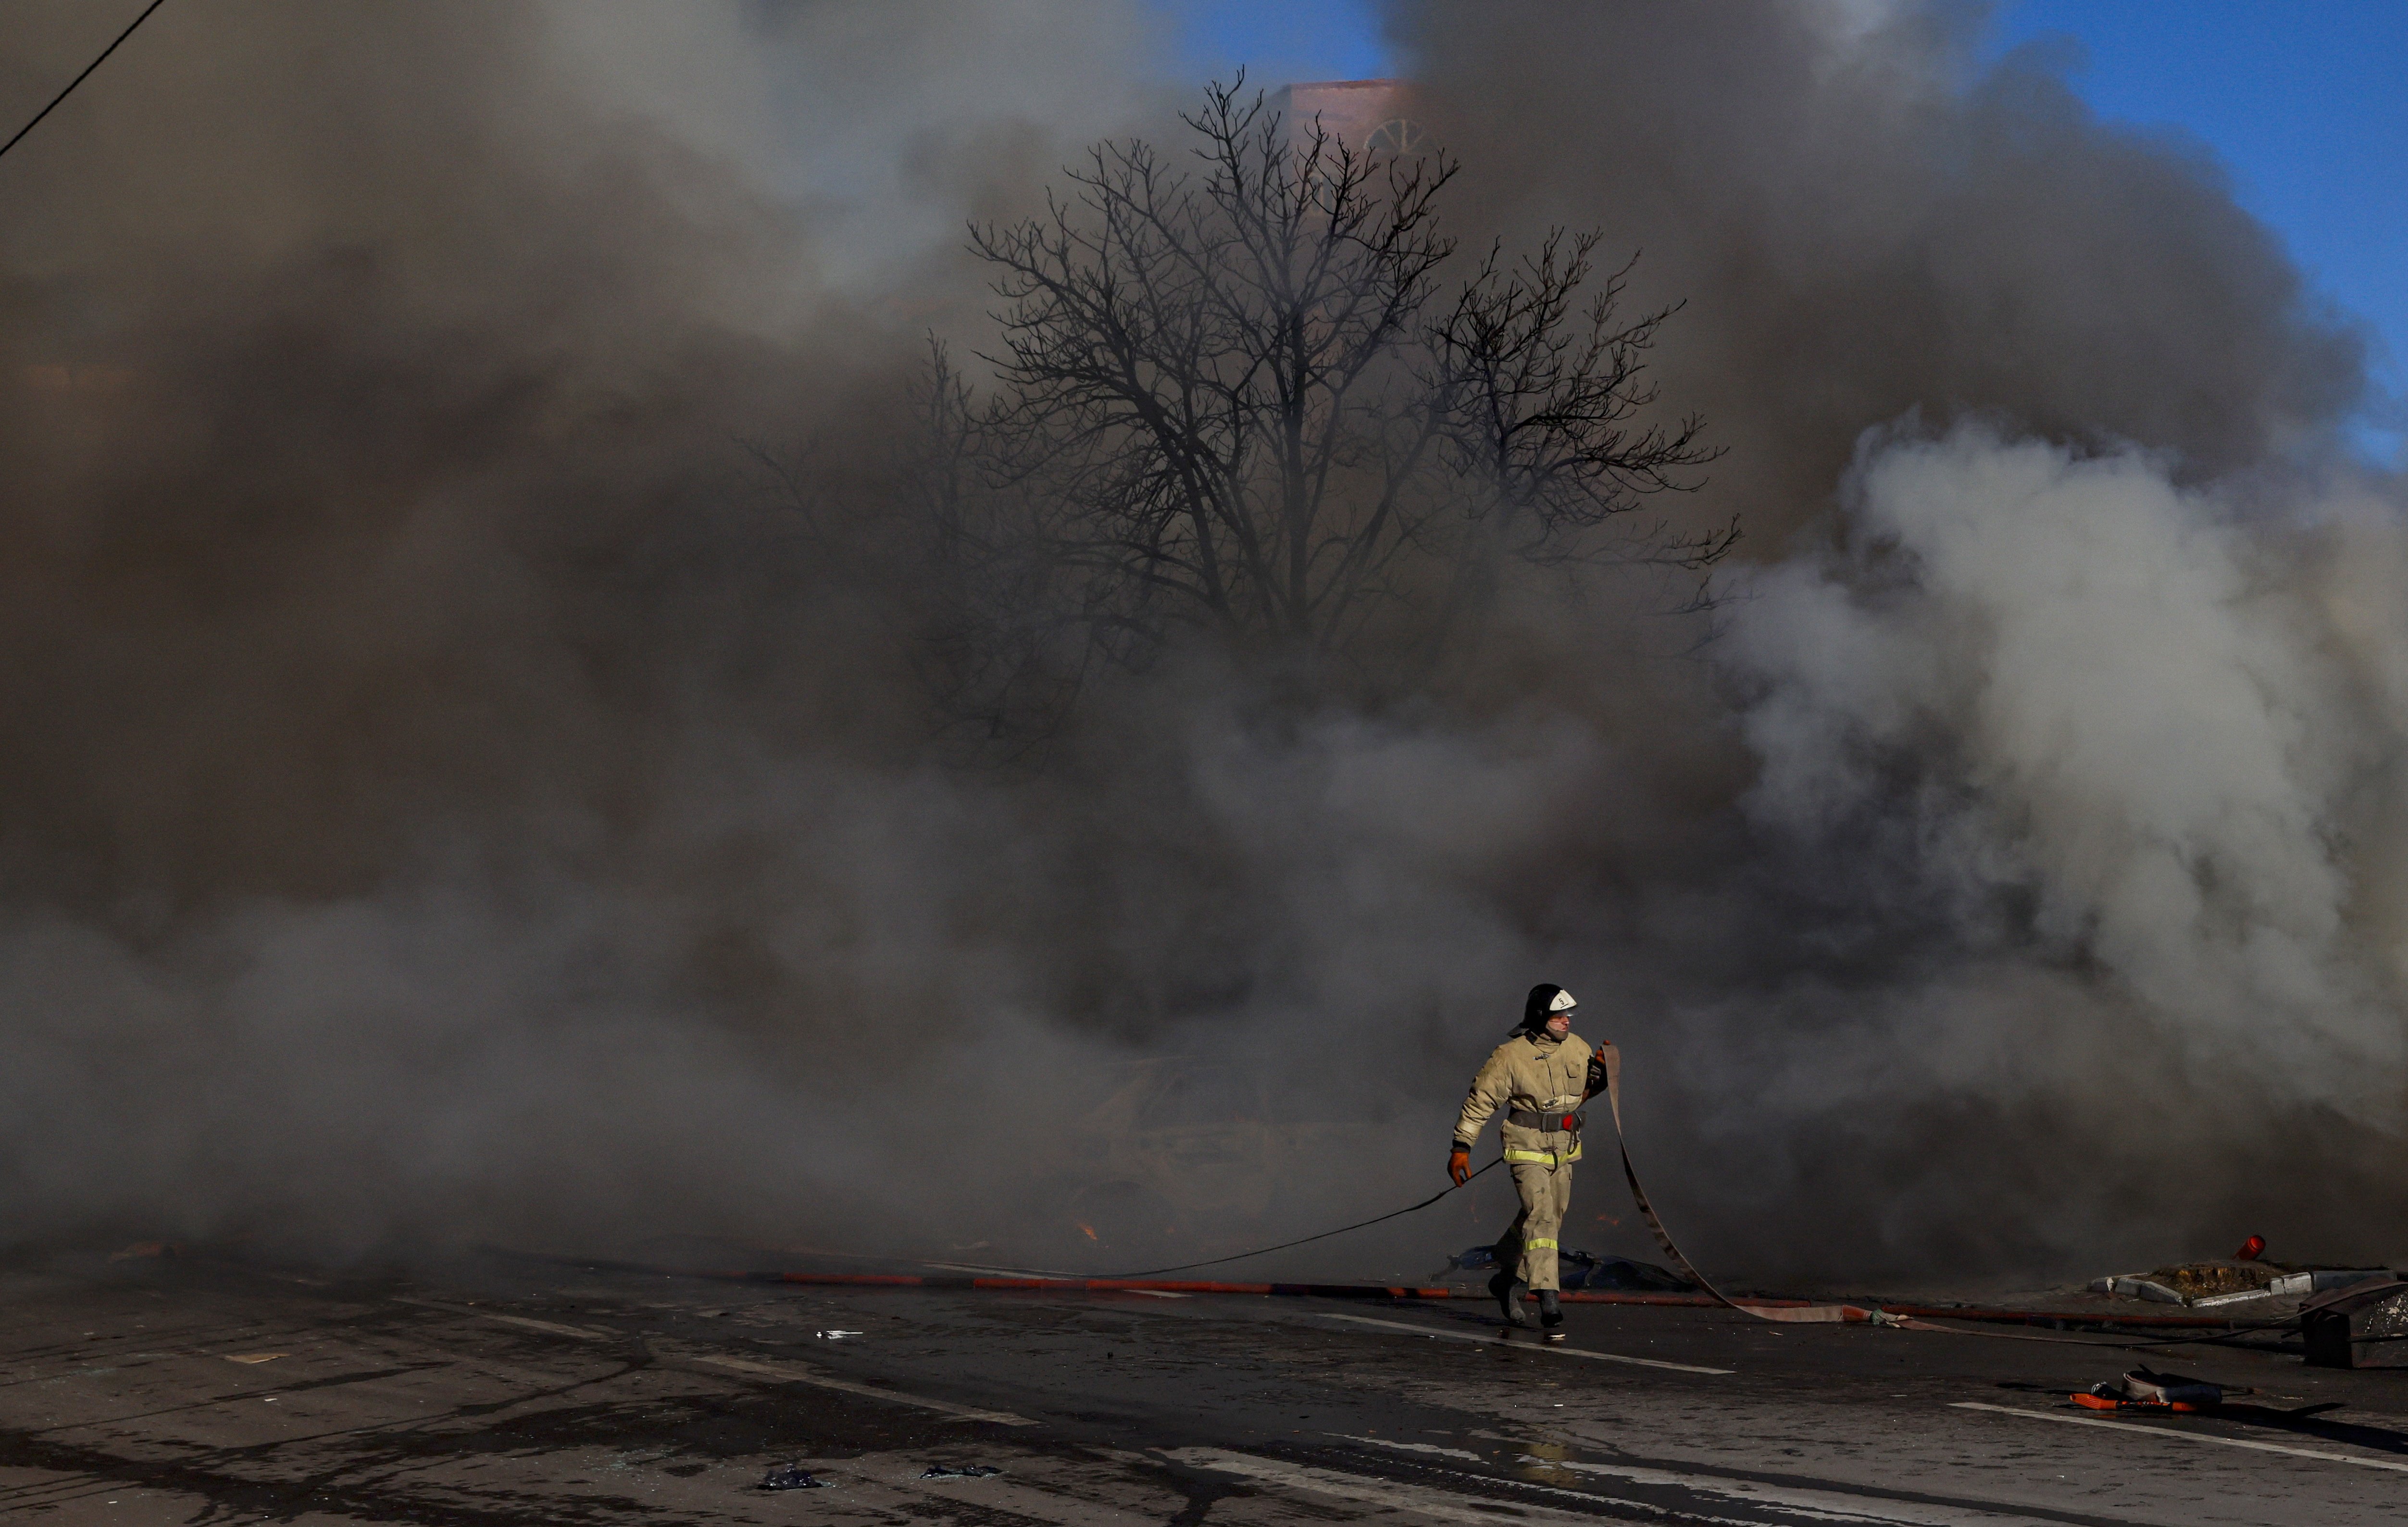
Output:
[{"xmin": 0, "ymin": 0, "xmax": 170, "ymax": 165}]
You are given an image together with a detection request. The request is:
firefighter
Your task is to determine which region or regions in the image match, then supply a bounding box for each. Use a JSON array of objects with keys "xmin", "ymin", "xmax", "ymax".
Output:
[{"xmin": 1447, "ymin": 983, "xmax": 1606, "ymax": 1339}]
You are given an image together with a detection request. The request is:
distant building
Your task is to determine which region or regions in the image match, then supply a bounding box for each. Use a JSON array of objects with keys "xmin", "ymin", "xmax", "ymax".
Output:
[{"xmin": 1272, "ymin": 79, "xmax": 1425, "ymax": 157}]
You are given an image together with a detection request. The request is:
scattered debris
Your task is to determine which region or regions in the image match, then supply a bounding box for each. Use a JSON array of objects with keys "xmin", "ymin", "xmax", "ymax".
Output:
[
  {"xmin": 814, "ymin": 1329, "xmax": 863, "ymax": 1340},
  {"xmin": 2091, "ymin": 1260, "xmax": 2394, "ymax": 1308},
  {"xmin": 2072, "ymin": 1367, "xmax": 2235, "ymax": 1412},
  {"xmin": 2271, "ymin": 1269, "xmax": 2394, "ymax": 1296},
  {"xmin": 2148, "ymin": 1263, "xmax": 2272, "ymax": 1301},
  {"xmin": 222, "ymin": 1353, "xmax": 286, "ymax": 1365},
  {"xmin": 1442, "ymin": 1245, "xmax": 1692, "ymax": 1292},
  {"xmin": 918, "ymin": 1464, "xmax": 1003, "ymax": 1480},
  {"xmin": 2092, "ymin": 1274, "xmax": 2187, "ymax": 1304},
  {"xmin": 758, "ymin": 1464, "xmax": 827, "ymax": 1490},
  {"xmin": 2303, "ymin": 1277, "xmax": 2408, "ymax": 1370},
  {"xmin": 1562, "ymin": 1251, "xmax": 1696, "ymax": 1293}
]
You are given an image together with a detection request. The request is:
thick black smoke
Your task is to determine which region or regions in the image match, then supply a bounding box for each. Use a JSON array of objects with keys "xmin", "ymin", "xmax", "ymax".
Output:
[
  {"xmin": 0, "ymin": 0, "xmax": 2397, "ymax": 1286},
  {"xmin": 0, "ymin": 0, "xmax": 1170, "ymax": 1255},
  {"xmin": 1401, "ymin": 1, "xmax": 2365, "ymax": 546}
]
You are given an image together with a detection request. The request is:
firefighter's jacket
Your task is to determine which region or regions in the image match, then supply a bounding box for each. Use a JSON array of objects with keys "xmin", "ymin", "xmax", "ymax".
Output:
[{"xmin": 1452, "ymin": 1029, "xmax": 1592, "ymax": 1168}]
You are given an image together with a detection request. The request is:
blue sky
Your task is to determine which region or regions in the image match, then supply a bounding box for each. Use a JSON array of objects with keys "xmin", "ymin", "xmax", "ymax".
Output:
[{"xmin": 1158, "ymin": 1, "xmax": 2407, "ymax": 462}]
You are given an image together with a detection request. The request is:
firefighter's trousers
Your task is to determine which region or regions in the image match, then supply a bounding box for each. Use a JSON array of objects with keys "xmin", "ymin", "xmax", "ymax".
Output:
[{"xmin": 1494, "ymin": 1157, "xmax": 1573, "ymax": 1292}]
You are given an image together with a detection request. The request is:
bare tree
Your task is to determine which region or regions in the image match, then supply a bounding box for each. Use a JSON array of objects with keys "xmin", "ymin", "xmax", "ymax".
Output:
[
  {"xmin": 929, "ymin": 79, "xmax": 1729, "ymax": 718},
  {"xmin": 905, "ymin": 339, "xmax": 1099, "ymax": 742}
]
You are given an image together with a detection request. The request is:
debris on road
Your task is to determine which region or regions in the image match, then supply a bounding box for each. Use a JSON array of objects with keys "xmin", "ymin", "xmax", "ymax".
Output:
[
  {"xmin": 1441, "ymin": 1244, "xmax": 1692, "ymax": 1292},
  {"xmin": 814, "ymin": 1328, "xmax": 864, "ymax": 1339},
  {"xmin": 758, "ymin": 1464, "xmax": 827, "ymax": 1490},
  {"xmin": 2072, "ymin": 1367, "xmax": 2234, "ymax": 1412},
  {"xmin": 2303, "ymin": 1277, "xmax": 2408, "ymax": 1369},
  {"xmin": 221, "ymin": 1353, "xmax": 285, "ymax": 1365},
  {"xmin": 1563, "ymin": 1250, "xmax": 1696, "ymax": 1292},
  {"xmin": 2091, "ymin": 1258, "xmax": 2393, "ymax": 1308},
  {"xmin": 918, "ymin": 1464, "xmax": 1003, "ymax": 1480}
]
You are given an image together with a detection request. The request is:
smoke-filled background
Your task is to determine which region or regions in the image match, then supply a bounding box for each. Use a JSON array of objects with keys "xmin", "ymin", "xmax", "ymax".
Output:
[{"xmin": 1, "ymin": 0, "xmax": 2400, "ymax": 1287}]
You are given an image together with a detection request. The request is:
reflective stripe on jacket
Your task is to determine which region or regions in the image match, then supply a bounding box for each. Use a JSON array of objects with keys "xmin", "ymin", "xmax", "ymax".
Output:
[{"xmin": 1451, "ymin": 1028, "xmax": 1591, "ymax": 1167}]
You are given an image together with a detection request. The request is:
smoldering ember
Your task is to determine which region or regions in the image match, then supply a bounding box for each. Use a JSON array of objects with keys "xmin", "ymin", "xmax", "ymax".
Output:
[{"xmin": 2, "ymin": 4, "xmax": 2406, "ymax": 1523}]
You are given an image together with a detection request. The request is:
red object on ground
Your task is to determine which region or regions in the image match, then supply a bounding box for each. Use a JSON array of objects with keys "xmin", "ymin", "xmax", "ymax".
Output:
[
  {"xmin": 2071, "ymin": 1391, "xmax": 2211, "ymax": 1414},
  {"xmin": 2235, "ymin": 1235, "xmax": 2266, "ymax": 1262},
  {"xmin": 475, "ymin": 1246, "xmax": 2250, "ymax": 1330}
]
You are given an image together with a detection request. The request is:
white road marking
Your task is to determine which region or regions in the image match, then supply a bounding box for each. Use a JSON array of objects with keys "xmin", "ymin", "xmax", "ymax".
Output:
[
  {"xmin": 1951, "ymin": 1402, "xmax": 2408, "ymax": 1474},
  {"xmin": 1304, "ymin": 1310, "xmax": 1734, "ymax": 1374},
  {"xmin": 1331, "ymin": 1434, "xmax": 2057, "ymax": 1525},
  {"xmin": 1164, "ymin": 1447, "xmax": 1645, "ymax": 1526},
  {"xmin": 392, "ymin": 1297, "xmax": 1036, "ymax": 1426},
  {"xmin": 482, "ymin": 1314, "xmax": 611, "ymax": 1340},
  {"xmin": 669, "ymin": 1346, "xmax": 1038, "ymax": 1427},
  {"xmin": 1519, "ymin": 1453, "xmax": 2060, "ymax": 1526},
  {"xmin": 1329, "ymin": 1433, "xmax": 1485, "ymax": 1461},
  {"xmin": 391, "ymin": 1298, "xmax": 611, "ymax": 1341}
]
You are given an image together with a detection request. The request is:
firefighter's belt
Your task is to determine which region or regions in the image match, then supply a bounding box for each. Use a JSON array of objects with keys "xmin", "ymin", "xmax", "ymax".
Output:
[{"xmin": 1506, "ymin": 1107, "xmax": 1585, "ymax": 1133}]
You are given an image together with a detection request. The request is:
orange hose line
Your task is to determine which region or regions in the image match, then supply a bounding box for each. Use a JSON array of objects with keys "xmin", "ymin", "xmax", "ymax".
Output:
[{"xmin": 655, "ymin": 1262, "xmax": 2241, "ymax": 1328}]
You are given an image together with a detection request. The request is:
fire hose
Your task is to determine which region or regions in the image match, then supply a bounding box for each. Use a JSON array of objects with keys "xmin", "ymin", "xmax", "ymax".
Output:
[
  {"xmin": 1100, "ymin": 1040, "xmax": 1880, "ymax": 1320},
  {"xmin": 1600, "ymin": 1042, "xmax": 2300, "ymax": 1345},
  {"xmin": 1094, "ymin": 1156, "xmax": 1504, "ymax": 1280},
  {"xmin": 1590, "ymin": 1040, "xmax": 1884, "ymax": 1325},
  {"xmin": 1589, "ymin": 1043, "xmax": 2294, "ymax": 1342},
  {"xmin": 485, "ymin": 1043, "xmax": 2296, "ymax": 1342},
  {"xmin": 1099, "ymin": 1040, "xmax": 2292, "ymax": 1343}
]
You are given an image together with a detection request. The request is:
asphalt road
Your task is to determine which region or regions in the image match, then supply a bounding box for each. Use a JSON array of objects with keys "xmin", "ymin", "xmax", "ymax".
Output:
[{"xmin": 4, "ymin": 1246, "xmax": 2406, "ymax": 1525}]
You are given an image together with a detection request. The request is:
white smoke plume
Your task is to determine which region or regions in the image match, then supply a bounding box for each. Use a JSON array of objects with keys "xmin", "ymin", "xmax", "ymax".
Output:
[
  {"xmin": 1672, "ymin": 427, "xmax": 2408, "ymax": 1277},
  {"xmin": 1739, "ymin": 429, "xmax": 2390, "ymax": 1092}
]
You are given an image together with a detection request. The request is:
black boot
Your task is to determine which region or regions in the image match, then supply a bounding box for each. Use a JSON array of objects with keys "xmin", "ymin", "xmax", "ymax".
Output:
[
  {"xmin": 1538, "ymin": 1289, "xmax": 1564, "ymax": 1341},
  {"xmin": 1489, "ymin": 1270, "xmax": 1530, "ymax": 1327}
]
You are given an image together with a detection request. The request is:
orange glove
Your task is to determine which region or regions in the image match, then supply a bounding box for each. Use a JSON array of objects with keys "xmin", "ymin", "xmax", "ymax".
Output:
[
  {"xmin": 1585, "ymin": 1042, "xmax": 1613, "ymax": 1100},
  {"xmin": 1447, "ymin": 1148, "xmax": 1471, "ymax": 1186}
]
